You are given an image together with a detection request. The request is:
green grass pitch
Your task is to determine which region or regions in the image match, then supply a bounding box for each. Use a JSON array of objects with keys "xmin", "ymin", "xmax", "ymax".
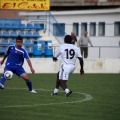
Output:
[{"xmin": 0, "ymin": 74, "xmax": 120, "ymax": 120}]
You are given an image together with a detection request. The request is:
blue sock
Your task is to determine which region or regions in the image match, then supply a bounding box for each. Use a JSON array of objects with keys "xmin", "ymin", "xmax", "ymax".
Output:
[
  {"xmin": 0, "ymin": 73, "xmax": 6, "ymax": 85},
  {"xmin": 26, "ymin": 80, "xmax": 32, "ymax": 91}
]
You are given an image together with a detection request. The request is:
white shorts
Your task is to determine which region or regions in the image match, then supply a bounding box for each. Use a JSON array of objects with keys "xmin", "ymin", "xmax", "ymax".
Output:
[{"xmin": 59, "ymin": 64, "xmax": 75, "ymax": 80}]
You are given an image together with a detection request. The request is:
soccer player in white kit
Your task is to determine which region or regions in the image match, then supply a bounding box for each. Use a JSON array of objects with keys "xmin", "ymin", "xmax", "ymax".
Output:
[{"xmin": 51, "ymin": 35, "xmax": 84, "ymax": 97}]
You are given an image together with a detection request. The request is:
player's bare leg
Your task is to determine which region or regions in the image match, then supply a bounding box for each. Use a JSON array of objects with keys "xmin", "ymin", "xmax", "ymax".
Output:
[
  {"xmin": 56, "ymin": 72, "xmax": 60, "ymax": 89},
  {"xmin": 59, "ymin": 80, "xmax": 67, "ymax": 90},
  {"xmin": 21, "ymin": 73, "xmax": 37, "ymax": 93},
  {"xmin": 51, "ymin": 72, "xmax": 60, "ymax": 95},
  {"xmin": 59, "ymin": 80, "xmax": 72, "ymax": 97}
]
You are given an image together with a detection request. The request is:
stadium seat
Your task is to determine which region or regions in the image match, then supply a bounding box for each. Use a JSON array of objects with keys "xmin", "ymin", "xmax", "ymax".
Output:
[
  {"xmin": 25, "ymin": 48, "xmax": 33, "ymax": 54},
  {"xmin": 40, "ymin": 24, "xmax": 44, "ymax": 30},
  {"xmin": 19, "ymin": 24, "xmax": 26, "ymax": 30},
  {"xmin": 0, "ymin": 23, "xmax": 4, "ymax": 29},
  {"xmin": 24, "ymin": 40, "xmax": 31, "ymax": 45},
  {"xmin": 4, "ymin": 23, "xmax": 11, "ymax": 29},
  {"xmin": 0, "ymin": 32, "xmax": 2, "ymax": 37},
  {"xmin": 31, "ymin": 40, "xmax": 34, "ymax": 44},
  {"xmin": 3, "ymin": 31, "xmax": 9, "ymax": 38},
  {"xmin": 33, "ymin": 32, "xmax": 41, "ymax": 38},
  {"xmin": 0, "ymin": 47, "xmax": 7, "ymax": 54},
  {"xmin": 11, "ymin": 24, "xmax": 19, "ymax": 30},
  {"xmin": 31, "ymin": 47, "xmax": 33, "ymax": 52},
  {"xmin": 1, "ymin": 40, "xmax": 9, "ymax": 45},
  {"xmin": 25, "ymin": 32, "xmax": 32, "ymax": 38},
  {"xmin": 10, "ymin": 31, "xmax": 17, "ymax": 38},
  {"xmin": 26, "ymin": 23, "xmax": 34, "ymax": 29},
  {"xmin": 18, "ymin": 31, "xmax": 25, "ymax": 37},
  {"xmin": 9, "ymin": 40, "xmax": 15, "ymax": 45},
  {"xmin": 34, "ymin": 24, "xmax": 42, "ymax": 30}
]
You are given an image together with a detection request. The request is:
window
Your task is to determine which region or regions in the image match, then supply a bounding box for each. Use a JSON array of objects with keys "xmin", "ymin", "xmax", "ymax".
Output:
[
  {"xmin": 98, "ymin": 22, "xmax": 105, "ymax": 36},
  {"xmin": 53, "ymin": 23, "xmax": 65, "ymax": 36},
  {"xmin": 73, "ymin": 23, "xmax": 79, "ymax": 36},
  {"xmin": 81, "ymin": 23, "xmax": 87, "ymax": 36},
  {"xmin": 90, "ymin": 22, "xmax": 96, "ymax": 36},
  {"xmin": 114, "ymin": 22, "xmax": 120, "ymax": 36}
]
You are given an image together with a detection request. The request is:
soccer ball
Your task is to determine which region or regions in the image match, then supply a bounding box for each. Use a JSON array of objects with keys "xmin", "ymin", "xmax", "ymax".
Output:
[{"xmin": 4, "ymin": 71, "xmax": 13, "ymax": 80}]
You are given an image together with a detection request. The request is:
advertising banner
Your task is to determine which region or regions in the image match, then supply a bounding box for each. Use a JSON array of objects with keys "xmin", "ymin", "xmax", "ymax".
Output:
[{"xmin": 0, "ymin": 0, "xmax": 50, "ymax": 10}]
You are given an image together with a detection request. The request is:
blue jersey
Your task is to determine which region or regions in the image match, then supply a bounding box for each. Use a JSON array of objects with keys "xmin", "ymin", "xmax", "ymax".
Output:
[{"xmin": 5, "ymin": 45, "xmax": 30, "ymax": 66}]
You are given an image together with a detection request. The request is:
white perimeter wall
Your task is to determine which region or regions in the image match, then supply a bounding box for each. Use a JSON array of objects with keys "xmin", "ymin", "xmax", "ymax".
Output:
[{"xmin": 0, "ymin": 58, "xmax": 120, "ymax": 73}]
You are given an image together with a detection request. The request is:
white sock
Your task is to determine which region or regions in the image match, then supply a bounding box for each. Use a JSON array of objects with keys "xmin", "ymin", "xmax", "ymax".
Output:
[
  {"xmin": 65, "ymin": 88, "xmax": 70, "ymax": 93},
  {"xmin": 54, "ymin": 88, "xmax": 58, "ymax": 93}
]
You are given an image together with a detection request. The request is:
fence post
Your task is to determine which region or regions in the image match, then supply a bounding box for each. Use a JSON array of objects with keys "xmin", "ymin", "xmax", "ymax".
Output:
[{"xmin": 99, "ymin": 46, "xmax": 101, "ymax": 58}]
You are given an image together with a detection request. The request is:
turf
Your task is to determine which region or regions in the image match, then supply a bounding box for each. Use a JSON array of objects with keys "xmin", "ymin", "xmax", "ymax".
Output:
[{"xmin": 0, "ymin": 74, "xmax": 120, "ymax": 120}]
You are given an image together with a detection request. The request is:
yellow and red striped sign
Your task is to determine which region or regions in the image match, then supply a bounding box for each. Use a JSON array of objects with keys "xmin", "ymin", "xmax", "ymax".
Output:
[{"xmin": 0, "ymin": 0, "xmax": 50, "ymax": 10}]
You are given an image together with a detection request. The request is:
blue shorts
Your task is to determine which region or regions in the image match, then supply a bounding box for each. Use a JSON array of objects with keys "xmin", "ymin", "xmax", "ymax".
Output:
[{"xmin": 4, "ymin": 63, "xmax": 26, "ymax": 77}]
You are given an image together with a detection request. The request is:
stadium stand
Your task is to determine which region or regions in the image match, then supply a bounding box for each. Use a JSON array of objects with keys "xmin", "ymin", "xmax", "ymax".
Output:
[
  {"xmin": 25, "ymin": 31, "xmax": 33, "ymax": 38},
  {"xmin": 18, "ymin": 31, "xmax": 25, "ymax": 37},
  {"xmin": 26, "ymin": 23, "xmax": 34, "ymax": 29},
  {"xmin": 11, "ymin": 23, "xmax": 19, "ymax": 30},
  {"xmin": 3, "ymin": 32, "xmax": 9, "ymax": 38},
  {"xmin": 23, "ymin": 40, "xmax": 32, "ymax": 46},
  {"xmin": 25, "ymin": 48, "xmax": 33, "ymax": 54},
  {"xmin": 0, "ymin": 23, "xmax": 4, "ymax": 29},
  {"xmin": 0, "ymin": 40, "xmax": 9, "ymax": 45},
  {"xmin": 19, "ymin": 23, "xmax": 26, "ymax": 30},
  {"xmin": 34, "ymin": 24, "xmax": 42, "ymax": 30},
  {"xmin": 0, "ymin": 32, "xmax": 2, "ymax": 37},
  {"xmin": 4, "ymin": 23, "xmax": 11, "ymax": 29},
  {"xmin": 0, "ymin": 47, "xmax": 7, "ymax": 54},
  {"xmin": 0, "ymin": 18, "xmax": 44, "ymax": 56},
  {"xmin": 33, "ymin": 31, "xmax": 40, "ymax": 38},
  {"xmin": 9, "ymin": 40, "xmax": 15, "ymax": 45},
  {"xmin": 10, "ymin": 31, "xmax": 17, "ymax": 38}
]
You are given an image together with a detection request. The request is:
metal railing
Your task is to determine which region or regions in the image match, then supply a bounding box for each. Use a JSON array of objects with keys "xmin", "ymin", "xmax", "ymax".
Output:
[
  {"xmin": 52, "ymin": 46, "xmax": 120, "ymax": 58},
  {"xmin": 46, "ymin": 11, "xmax": 66, "ymax": 44}
]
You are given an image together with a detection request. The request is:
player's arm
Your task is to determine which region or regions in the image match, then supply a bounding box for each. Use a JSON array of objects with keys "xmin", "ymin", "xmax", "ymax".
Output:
[
  {"xmin": 24, "ymin": 49, "xmax": 35, "ymax": 74},
  {"xmin": 78, "ymin": 57, "xmax": 84, "ymax": 75},
  {"xmin": 0, "ymin": 46, "xmax": 10, "ymax": 65},
  {"xmin": 26, "ymin": 60, "xmax": 35, "ymax": 74},
  {"xmin": 53, "ymin": 47, "xmax": 61, "ymax": 62},
  {"xmin": 77, "ymin": 37, "xmax": 82, "ymax": 47},
  {"xmin": 0, "ymin": 54, "xmax": 8, "ymax": 65},
  {"xmin": 77, "ymin": 40, "xmax": 80, "ymax": 47},
  {"xmin": 88, "ymin": 37, "xmax": 93, "ymax": 47}
]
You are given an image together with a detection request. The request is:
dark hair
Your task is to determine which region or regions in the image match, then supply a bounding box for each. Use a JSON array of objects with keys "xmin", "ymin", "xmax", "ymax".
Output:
[
  {"xmin": 64, "ymin": 35, "xmax": 72, "ymax": 44},
  {"xmin": 16, "ymin": 35, "xmax": 23, "ymax": 41}
]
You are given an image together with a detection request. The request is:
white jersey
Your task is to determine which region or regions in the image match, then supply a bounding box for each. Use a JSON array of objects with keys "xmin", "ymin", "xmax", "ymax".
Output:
[{"xmin": 54, "ymin": 43, "xmax": 82, "ymax": 65}]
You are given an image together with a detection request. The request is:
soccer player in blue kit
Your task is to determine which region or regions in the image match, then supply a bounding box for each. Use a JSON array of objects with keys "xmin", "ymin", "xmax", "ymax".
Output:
[{"xmin": 0, "ymin": 35, "xmax": 37, "ymax": 93}]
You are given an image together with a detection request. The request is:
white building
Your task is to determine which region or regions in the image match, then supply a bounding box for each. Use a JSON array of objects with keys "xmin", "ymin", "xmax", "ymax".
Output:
[{"xmin": 19, "ymin": 8, "xmax": 120, "ymax": 58}]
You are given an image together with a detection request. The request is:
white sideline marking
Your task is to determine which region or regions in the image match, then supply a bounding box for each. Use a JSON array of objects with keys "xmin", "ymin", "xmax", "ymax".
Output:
[{"xmin": 0, "ymin": 88, "xmax": 92, "ymax": 108}]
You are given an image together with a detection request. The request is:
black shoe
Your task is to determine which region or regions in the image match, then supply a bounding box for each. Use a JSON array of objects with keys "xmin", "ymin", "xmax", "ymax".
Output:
[
  {"xmin": 65, "ymin": 90, "xmax": 72, "ymax": 97},
  {"xmin": 51, "ymin": 93, "xmax": 57, "ymax": 95}
]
